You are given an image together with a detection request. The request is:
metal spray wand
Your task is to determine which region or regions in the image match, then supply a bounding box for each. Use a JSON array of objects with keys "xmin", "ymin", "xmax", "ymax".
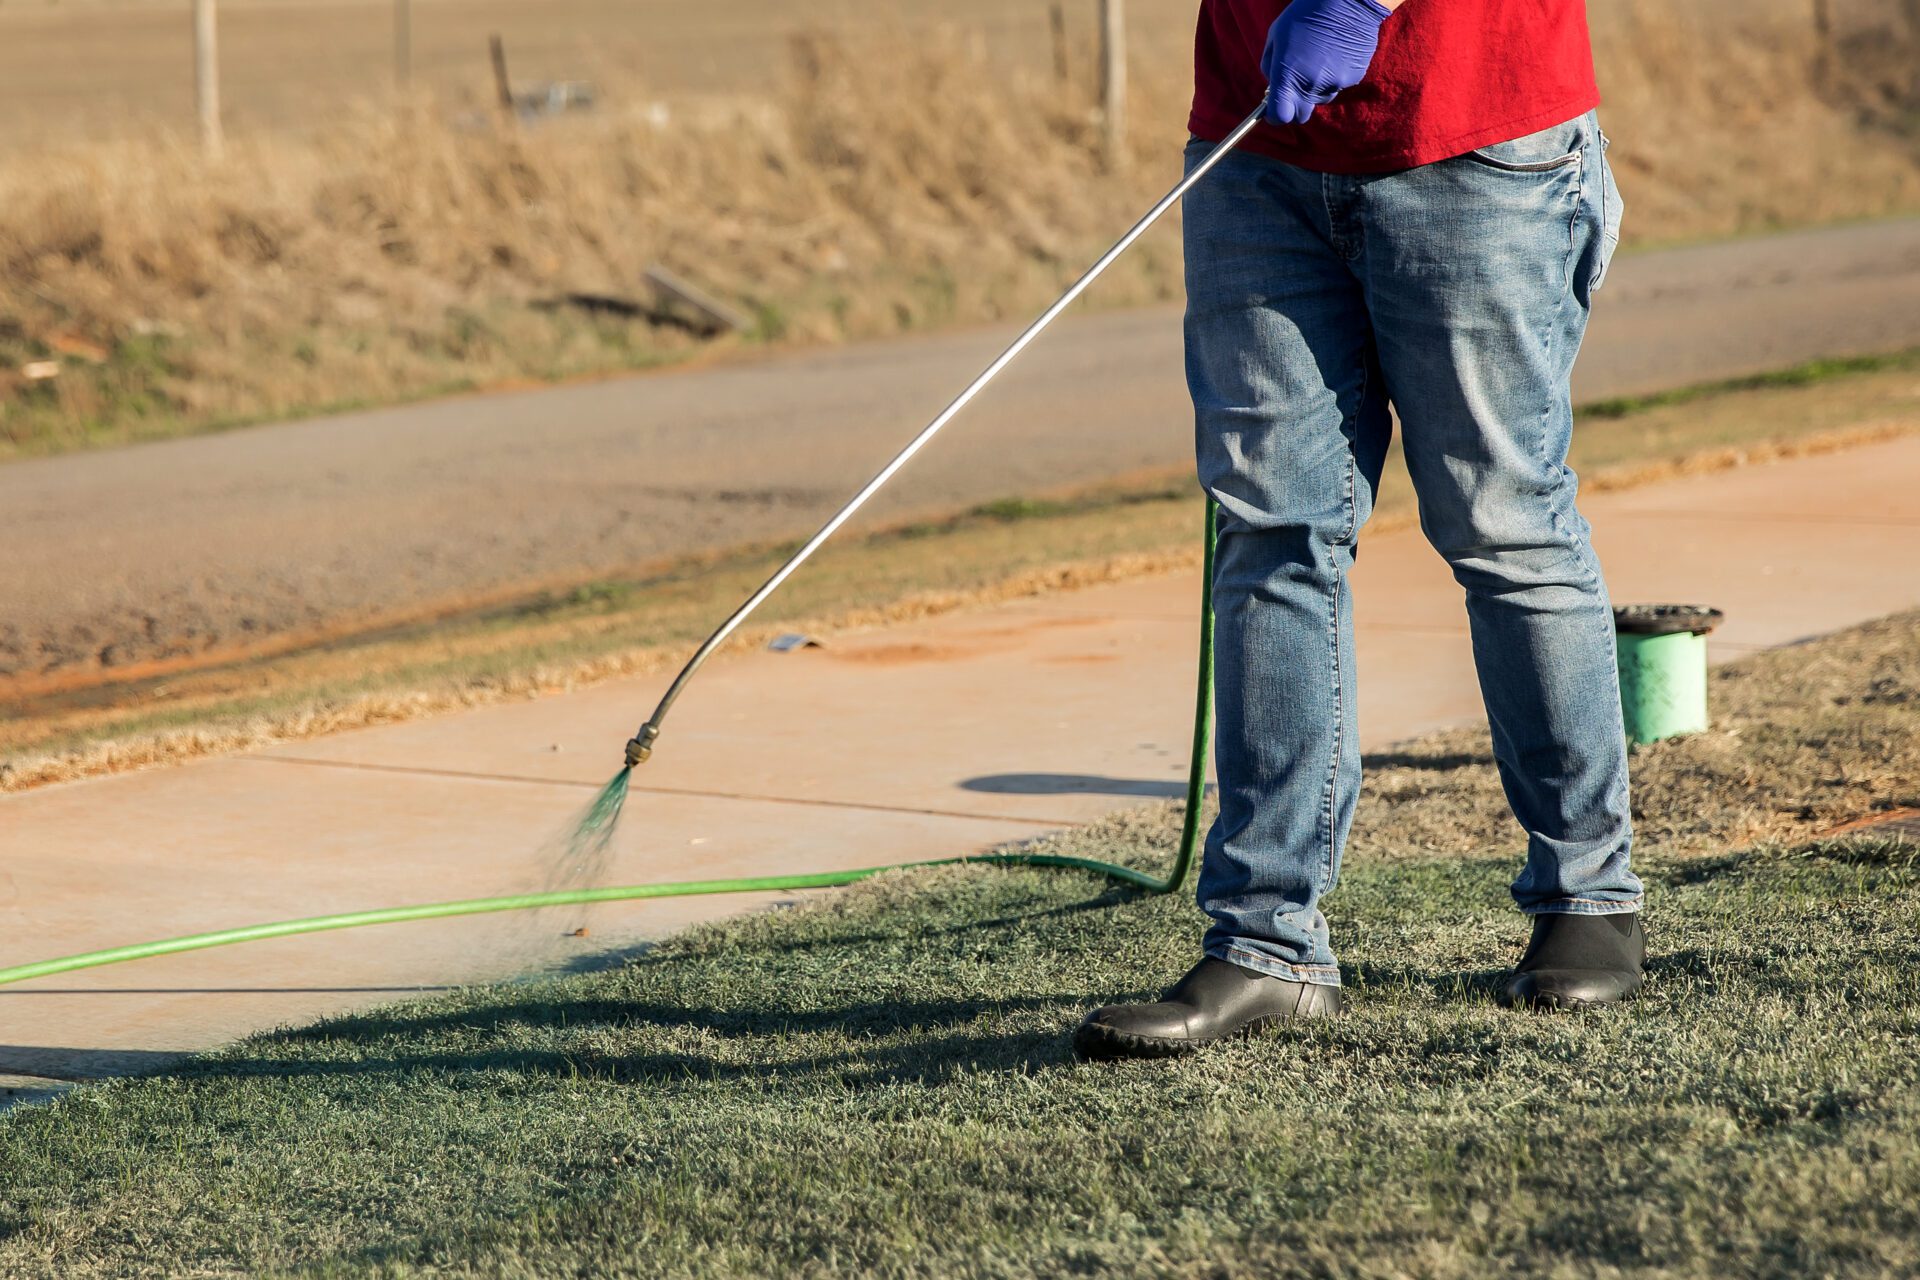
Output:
[{"xmin": 624, "ymin": 105, "xmax": 1266, "ymax": 769}]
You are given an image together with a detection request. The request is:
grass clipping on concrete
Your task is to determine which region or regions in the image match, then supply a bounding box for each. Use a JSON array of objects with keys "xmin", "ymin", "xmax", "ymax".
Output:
[{"xmin": 3, "ymin": 612, "xmax": 1918, "ymax": 1277}]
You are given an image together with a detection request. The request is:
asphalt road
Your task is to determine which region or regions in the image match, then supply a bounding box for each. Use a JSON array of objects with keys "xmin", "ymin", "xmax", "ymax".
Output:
[{"xmin": 5, "ymin": 217, "xmax": 1918, "ymax": 692}]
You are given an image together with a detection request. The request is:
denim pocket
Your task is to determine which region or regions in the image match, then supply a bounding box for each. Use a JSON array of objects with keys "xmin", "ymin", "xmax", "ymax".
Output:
[
  {"xmin": 1589, "ymin": 132, "xmax": 1625, "ymax": 291},
  {"xmin": 1461, "ymin": 116, "xmax": 1586, "ymax": 172}
]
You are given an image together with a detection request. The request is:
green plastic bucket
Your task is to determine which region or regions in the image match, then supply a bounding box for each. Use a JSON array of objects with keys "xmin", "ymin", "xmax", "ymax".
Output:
[{"xmin": 1613, "ymin": 604, "xmax": 1724, "ymax": 744}]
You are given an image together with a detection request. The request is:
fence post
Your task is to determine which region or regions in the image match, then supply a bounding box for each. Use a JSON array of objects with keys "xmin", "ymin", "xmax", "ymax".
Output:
[
  {"xmin": 1098, "ymin": 0, "xmax": 1126, "ymax": 160},
  {"xmin": 394, "ymin": 0, "xmax": 413, "ymax": 91},
  {"xmin": 1811, "ymin": 0, "xmax": 1833, "ymax": 79},
  {"xmin": 489, "ymin": 33, "xmax": 514, "ymax": 113},
  {"xmin": 1050, "ymin": 3, "xmax": 1070, "ymax": 87},
  {"xmin": 193, "ymin": 0, "xmax": 223, "ymax": 158}
]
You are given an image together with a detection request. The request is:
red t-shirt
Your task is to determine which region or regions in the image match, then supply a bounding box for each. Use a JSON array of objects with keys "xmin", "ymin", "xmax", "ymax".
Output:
[{"xmin": 1188, "ymin": 0, "xmax": 1600, "ymax": 174}]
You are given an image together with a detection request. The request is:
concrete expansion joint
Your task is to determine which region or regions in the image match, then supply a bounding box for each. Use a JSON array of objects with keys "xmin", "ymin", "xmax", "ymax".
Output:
[{"xmin": 246, "ymin": 753, "xmax": 1082, "ymax": 828}]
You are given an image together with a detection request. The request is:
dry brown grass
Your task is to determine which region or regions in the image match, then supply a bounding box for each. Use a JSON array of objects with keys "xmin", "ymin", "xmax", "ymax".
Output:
[
  {"xmin": 0, "ymin": 34, "xmax": 1193, "ymax": 454},
  {"xmin": 1593, "ymin": 0, "xmax": 1920, "ymax": 241},
  {"xmin": 1354, "ymin": 607, "xmax": 1920, "ymax": 863},
  {"xmin": 1, "ymin": 2, "xmax": 1917, "ymax": 456}
]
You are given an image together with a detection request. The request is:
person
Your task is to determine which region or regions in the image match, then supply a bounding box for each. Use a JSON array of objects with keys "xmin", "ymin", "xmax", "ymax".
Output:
[{"xmin": 1075, "ymin": 0, "xmax": 1641, "ymax": 1060}]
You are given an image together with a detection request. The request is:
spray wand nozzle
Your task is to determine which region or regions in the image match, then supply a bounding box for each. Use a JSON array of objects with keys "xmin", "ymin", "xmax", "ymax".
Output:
[{"xmin": 624, "ymin": 723, "xmax": 660, "ymax": 768}]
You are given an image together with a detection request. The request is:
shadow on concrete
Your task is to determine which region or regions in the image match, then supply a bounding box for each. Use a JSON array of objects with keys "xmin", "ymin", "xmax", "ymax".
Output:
[
  {"xmin": 0, "ymin": 888, "xmax": 1145, "ymax": 1089},
  {"xmin": 0, "ymin": 1077, "xmax": 75, "ymax": 1115},
  {"xmin": 966, "ymin": 755, "xmax": 1499, "ymax": 796}
]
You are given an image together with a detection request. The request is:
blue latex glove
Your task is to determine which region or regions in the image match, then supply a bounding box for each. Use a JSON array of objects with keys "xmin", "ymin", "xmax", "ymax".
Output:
[{"xmin": 1260, "ymin": 0, "xmax": 1392, "ymax": 126}]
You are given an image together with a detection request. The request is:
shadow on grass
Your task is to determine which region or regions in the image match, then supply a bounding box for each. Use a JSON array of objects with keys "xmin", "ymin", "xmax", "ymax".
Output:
[
  {"xmin": 1344, "ymin": 960, "xmax": 1510, "ymax": 1004},
  {"xmin": 81, "ymin": 840, "xmax": 1902, "ymax": 1103},
  {"xmin": 537, "ymin": 873, "xmax": 1148, "ymax": 980},
  {"xmin": 1651, "ymin": 835, "xmax": 1920, "ymax": 888},
  {"xmin": 646, "ymin": 886, "xmax": 1141, "ymax": 967},
  {"xmin": 177, "ymin": 989, "xmax": 1152, "ymax": 1090},
  {"xmin": 208, "ymin": 885, "xmax": 1166, "ymax": 1086},
  {"xmin": 1359, "ymin": 748, "xmax": 1494, "ymax": 772}
]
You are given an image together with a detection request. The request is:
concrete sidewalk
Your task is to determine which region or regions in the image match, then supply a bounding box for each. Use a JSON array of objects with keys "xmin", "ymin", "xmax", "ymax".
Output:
[{"xmin": 3, "ymin": 436, "xmax": 1917, "ymax": 1084}]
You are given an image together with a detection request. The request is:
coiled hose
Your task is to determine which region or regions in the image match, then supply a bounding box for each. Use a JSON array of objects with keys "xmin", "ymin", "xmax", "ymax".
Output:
[{"xmin": 0, "ymin": 502, "xmax": 1220, "ymax": 990}]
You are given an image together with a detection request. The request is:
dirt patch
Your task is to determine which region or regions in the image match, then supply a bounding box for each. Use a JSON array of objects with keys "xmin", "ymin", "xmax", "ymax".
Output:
[
  {"xmin": 828, "ymin": 641, "xmax": 980, "ymax": 667},
  {"xmin": 971, "ymin": 616, "xmax": 1111, "ymax": 639},
  {"xmin": 1826, "ymin": 807, "xmax": 1920, "ymax": 839}
]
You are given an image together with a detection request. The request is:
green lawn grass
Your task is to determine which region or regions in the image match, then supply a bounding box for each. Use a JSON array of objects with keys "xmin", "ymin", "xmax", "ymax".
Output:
[{"xmin": 2, "ymin": 617, "xmax": 1917, "ymax": 1277}]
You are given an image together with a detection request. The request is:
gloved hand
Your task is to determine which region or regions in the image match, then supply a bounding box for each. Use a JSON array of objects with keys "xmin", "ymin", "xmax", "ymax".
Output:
[{"xmin": 1260, "ymin": 0, "xmax": 1392, "ymax": 126}]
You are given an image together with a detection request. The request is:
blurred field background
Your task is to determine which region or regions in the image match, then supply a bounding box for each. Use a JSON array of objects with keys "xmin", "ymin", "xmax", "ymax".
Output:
[{"xmin": 1, "ymin": 0, "xmax": 1916, "ymax": 457}]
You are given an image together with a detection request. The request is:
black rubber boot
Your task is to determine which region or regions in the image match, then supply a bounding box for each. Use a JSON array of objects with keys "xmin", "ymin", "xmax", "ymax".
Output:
[
  {"xmin": 1500, "ymin": 911, "xmax": 1645, "ymax": 1010},
  {"xmin": 1073, "ymin": 957, "xmax": 1342, "ymax": 1060}
]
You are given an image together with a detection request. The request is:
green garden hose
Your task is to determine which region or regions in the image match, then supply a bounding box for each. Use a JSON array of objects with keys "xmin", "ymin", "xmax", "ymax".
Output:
[{"xmin": 0, "ymin": 503, "xmax": 1221, "ymax": 991}]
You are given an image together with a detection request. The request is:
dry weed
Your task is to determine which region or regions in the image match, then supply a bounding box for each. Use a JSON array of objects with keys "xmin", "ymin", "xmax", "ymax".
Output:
[
  {"xmin": 1, "ymin": 5, "xmax": 1916, "ymax": 453},
  {"xmin": 1352, "ymin": 607, "xmax": 1920, "ymax": 862}
]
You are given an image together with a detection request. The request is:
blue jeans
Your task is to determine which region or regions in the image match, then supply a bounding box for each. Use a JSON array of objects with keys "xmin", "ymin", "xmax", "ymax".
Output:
[{"xmin": 1185, "ymin": 111, "xmax": 1642, "ymax": 987}]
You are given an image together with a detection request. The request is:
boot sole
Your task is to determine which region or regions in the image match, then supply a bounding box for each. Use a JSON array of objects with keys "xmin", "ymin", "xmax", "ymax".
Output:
[
  {"xmin": 1072, "ymin": 995, "xmax": 1342, "ymax": 1062},
  {"xmin": 1496, "ymin": 980, "xmax": 1645, "ymax": 1012},
  {"xmin": 1071, "ymin": 1016, "xmax": 1278, "ymax": 1061}
]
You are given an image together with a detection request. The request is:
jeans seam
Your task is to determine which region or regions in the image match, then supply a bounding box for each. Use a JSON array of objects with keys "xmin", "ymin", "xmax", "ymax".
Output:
[
  {"xmin": 1338, "ymin": 356, "xmax": 1368, "ymax": 546},
  {"xmin": 1545, "ymin": 144, "xmax": 1583, "ymax": 478},
  {"xmin": 1590, "ymin": 131, "xmax": 1613, "ymax": 292},
  {"xmin": 1564, "ymin": 141, "xmax": 1586, "ymax": 298},
  {"xmin": 1541, "ymin": 142, "xmax": 1597, "ymax": 583},
  {"xmin": 1319, "ymin": 172, "xmax": 1336, "ymax": 258},
  {"xmin": 1319, "ymin": 575, "xmax": 1342, "ymax": 908},
  {"xmin": 1321, "ymin": 401, "xmax": 1359, "ymax": 912}
]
